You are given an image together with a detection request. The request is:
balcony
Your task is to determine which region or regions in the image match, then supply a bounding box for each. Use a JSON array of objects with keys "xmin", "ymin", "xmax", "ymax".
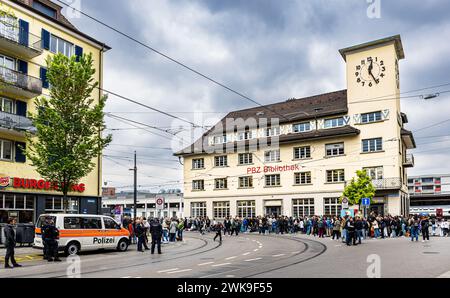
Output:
[
  {"xmin": 403, "ymin": 154, "xmax": 414, "ymax": 168},
  {"xmin": 0, "ymin": 25, "xmax": 43, "ymax": 59},
  {"xmin": 0, "ymin": 66, "xmax": 42, "ymax": 99},
  {"xmin": 371, "ymin": 178, "xmax": 403, "ymax": 190},
  {"xmin": 0, "ymin": 111, "xmax": 36, "ymax": 134}
]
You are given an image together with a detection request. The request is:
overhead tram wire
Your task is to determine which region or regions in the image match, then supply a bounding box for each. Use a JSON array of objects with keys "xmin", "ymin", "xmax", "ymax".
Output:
[{"xmin": 55, "ymin": 0, "xmax": 291, "ymax": 122}]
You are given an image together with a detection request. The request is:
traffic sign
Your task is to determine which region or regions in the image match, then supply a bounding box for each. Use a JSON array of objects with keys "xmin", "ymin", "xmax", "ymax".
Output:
[
  {"xmin": 156, "ymin": 197, "xmax": 165, "ymax": 210},
  {"xmin": 341, "ymin": 197, "xmax": 349, "ymax": 209},
  {"xmin": 362, "ymin": 198, "xmax": 371, "ymax": 206}
]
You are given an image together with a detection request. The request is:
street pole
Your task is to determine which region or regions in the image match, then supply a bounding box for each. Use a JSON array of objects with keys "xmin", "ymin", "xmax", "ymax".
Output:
[{"xmin": 134, "ymin": 151, "xmax": 137, "ymax": 219}]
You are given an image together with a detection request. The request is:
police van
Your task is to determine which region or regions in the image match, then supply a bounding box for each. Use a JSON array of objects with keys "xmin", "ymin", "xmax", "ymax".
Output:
[{"xmin": 34, "ymin": 214, "xmax": 130, "ymax": 256}]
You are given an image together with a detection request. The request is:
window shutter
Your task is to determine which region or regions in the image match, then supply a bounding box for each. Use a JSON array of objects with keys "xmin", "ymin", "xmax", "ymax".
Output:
[
  {"xmin": 15, "ymin": 142, "xmax": 26, "ymax": 163},
  {"xmin": 18, "ymin": 60, "xmax": 28, "ymax": 74},
  {"xmin": 40, "ymin": 67, "xmax": 49, "ymax": 88},
  {"xmin": 16, "ymin": 101, "xmax": 27, "ymax": 117},
  {"xmin": 75, "ymin": 45, "xmax": 83, "ymax": 62},
  {"xmin": 41, "ymin": 29, "xmax": 50, "ymax": 50},
  {"xmin": 19, "ymin": 19, "xmax": 29, "ymax": 47}
]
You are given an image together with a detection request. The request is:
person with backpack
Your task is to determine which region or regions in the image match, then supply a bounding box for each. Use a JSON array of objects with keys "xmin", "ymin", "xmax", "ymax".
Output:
[
  {"xmin": 410, "ymin": 215, "xmax": 419, "ymax": 242},
  {"xmin": 177, "ymin": 220, "xmax": 185, "ymax": 241},
  {"xmin": 420, "ymin": 216, "xmax": 430, "ymax": 242}
]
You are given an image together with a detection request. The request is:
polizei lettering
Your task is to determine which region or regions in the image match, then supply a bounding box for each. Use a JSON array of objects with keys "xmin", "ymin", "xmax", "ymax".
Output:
[{"xmin": 93, "ymin": 237, "xmax": 115, "ymax": 244}]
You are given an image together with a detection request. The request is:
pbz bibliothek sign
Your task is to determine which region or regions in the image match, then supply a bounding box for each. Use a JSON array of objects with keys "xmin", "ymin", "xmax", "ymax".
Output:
[{"xmin": 0, "ymin": 177, "xmax": 85, "ymax": 193}]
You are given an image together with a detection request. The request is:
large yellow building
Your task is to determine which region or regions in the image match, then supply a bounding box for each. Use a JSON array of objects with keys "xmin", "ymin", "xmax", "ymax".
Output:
[
  {"xmin": 175, "ymin": 35, "xmax": 416, "ymax": 219},
  {"xmin": 0, "ymin": 0, "xmax": 109, "ymax": 223}
]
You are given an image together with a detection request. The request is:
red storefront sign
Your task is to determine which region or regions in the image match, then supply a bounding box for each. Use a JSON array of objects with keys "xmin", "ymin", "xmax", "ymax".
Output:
[{"xmin": 0, "ymin": 177, "xmax": 85, "ymax": 193}]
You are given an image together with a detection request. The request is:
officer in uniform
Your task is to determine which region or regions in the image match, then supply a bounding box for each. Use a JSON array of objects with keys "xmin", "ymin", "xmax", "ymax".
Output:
[
  {"xmin": 150, "ymin": 218, "xmax": 163, "ymax": 254},
  {"xmin": 42, "ymin": 217, "xmax": 62, "ymax": 262}
]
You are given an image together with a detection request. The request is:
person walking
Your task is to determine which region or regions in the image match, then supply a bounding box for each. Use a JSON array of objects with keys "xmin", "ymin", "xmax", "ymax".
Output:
[
  {"xmin": 169, "ymin": 218, "xmax": 178, "ymax": 242},
  {"xmin": 213, "ymin": 222, "xmax": 223, "ymax": 243},
  {"xmin": 420, "ymin": 216, "xmax": 430, "ymax": 242},
  {"xmin": 4, "ymin": 218, "xmax": 21, "ymax": 269},
  {"xmin": 150, "ymin": 219, "xmax": 163, "ymax": 254}
]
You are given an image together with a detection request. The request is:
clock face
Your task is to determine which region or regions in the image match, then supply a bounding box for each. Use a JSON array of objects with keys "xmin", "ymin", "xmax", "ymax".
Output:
[{"xmin": 355, "ymin": 56, "xmax": 386, "ymax": 87}]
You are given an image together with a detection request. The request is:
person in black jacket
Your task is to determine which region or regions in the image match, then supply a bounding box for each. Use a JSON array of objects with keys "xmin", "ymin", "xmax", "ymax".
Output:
[
  {"xmin": 150, "ymin": 218, "xmax": 163, "ymax": 254},
  {"xmin": 213, "ymin": 222, "xmax": 223, "ymax": 242},
  {"xmin": 135, "ymin": 219, "xmax": 146, "ymax": 252},
  {"xmin": 4, "ymin": 218, "xmax": 21, "ymax": 269},
  {"xmin": 346, "ymin": 217, "xmax": 356, "ymax": 246},
  {"xmin": 355, "ymin": 217, "xmax": 364, "ymax": 244},
  {"xmin": 41, "ymin": 217, "xmax": 61, "ymax": 262}
]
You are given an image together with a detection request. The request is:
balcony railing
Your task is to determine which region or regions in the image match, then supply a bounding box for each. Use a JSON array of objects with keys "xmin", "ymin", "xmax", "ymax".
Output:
[
  {"xmin": 371, "ymin": 178, "xmax": 403, "ymax": 190},
  {"xmin": 403, "ymin": 154, "xmax": 414, "ymax": 168},
  {"xmin": 0, "ymin": 65, "xmax": 42, "ymax": 98},
  {"xmin": 0, "ymin": 111, "xmax": 36, "ymax": 133},
  {"xmin": 0, "ymin": 21, "xmax": 43, "ymax": 59}
]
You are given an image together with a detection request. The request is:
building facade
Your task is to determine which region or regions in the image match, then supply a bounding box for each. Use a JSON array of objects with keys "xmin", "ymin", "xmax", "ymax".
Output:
[
  {"xmin": 175, "ymin": 35, "xmax": 416, "ymax": 219},
  {"xmin": 408, "ymin": 174, "xmax": 450, "ymax": 218},
  {"xmin": 0, "ymin": 0, "xmax": 109, "ymax": 223},
  {"xmin": 102, "ymin": 190, "xmax": 184, "ymax": 219}
]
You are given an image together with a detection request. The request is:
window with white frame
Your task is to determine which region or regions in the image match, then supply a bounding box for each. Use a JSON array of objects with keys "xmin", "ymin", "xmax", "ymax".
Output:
[
  {"xmin": 213, "ymin": 201, "xmax": 230, "ymax": 219},
  {"xmin": 326, "ymin": 169, "xmax": 345, "ymax": 183},
  {"xmin": 293, "ymin": 122, "xmax": 311, "ymax": 133},
  {"xmin": 238, "ymin": 153, "xmax": 253, "ymax": 165},
  {"xmin": 238, "ymin": 131, "xmax": 253, "ymax": 141},
  {"xmin": 264, "ymin": 150, "xmax": 280, "ymax": 162},
  {"xmin": 192, "ymin": 158, "xmax": 204, "ymax": 169},
  {"xmin": 324, "ymin": 117, "xmax": 345, "ymax": 129},
  {"xmin": 293, "ymin": 146, "xmax": 311, "ymax": 159},
  {"xmin": 362, "ymin": 138, "xmax": 383, "ymax": 153},
  {"xmin": 324, "ymin": 197, "xmax": 342, "ymax": 216},
  {"xmin": 292, "ymin": 199, "xmax": 315, "ymax": 217},
  {"xmin": 0, "ymin": 97, "xmax": 14, "ymax": 114},
  {"xmin": 294, "ymin": 172, "xmax": 312, "ymax": 185},
  {"xmin": 191, "ymin": 202, "xmax": 206, "ymax": 218},
  {"xmin": 0, "ymin": 139, "xmax": 13, "ymax": 161},
  {"xmin": 326, "ymin": 143, "xmax": 344, "ymax": 157},
  {"xmin": 214, "ymin": 178, "xmax": 228, "ymax": 190},
  {"xmin": 364, "ymin": 166, "xmax": 384, "ymax": 180},
  {"xmin": 265, "ymin": 174, "xmax": 281, "ymax": 187},
  {"xmin": 361, "ymin": 111, "xmax": 382, "ymax": 124},
  {"xmin": 45, "ymin": 197, "xmax": 78, "ymax": 213},
  {"xmin": 192, "ymin": 180, "xmax": 205, "ymax": 191},
  {"xmin": 50, "ymin": 34, "xmax": 74, "ymax": 57},
  {"xmin": 237, "ymin": 201, "xmax": 256, "ymax": 218},
  {"xmin": 214, "ymin": 155, "xmax": 228, "ymax": 167},
  {"xmin": 266, "ymin": 127, "xmax": 281, "ymax": 137},
  {"xmin": 213, "ymin": 135, "xmax": 227, "ymax": 144},
  {"xmin": 238, "ymin": 176, "xmax": 253, "ymax": 188}
]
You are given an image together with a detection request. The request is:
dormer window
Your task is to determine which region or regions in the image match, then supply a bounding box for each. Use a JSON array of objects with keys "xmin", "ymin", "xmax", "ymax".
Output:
[
  {"xmin": 238, "ymin": 131, "xmax": 253, "ymax": 141},
  {"xmin": 266, "ymin": 127, "xmax": 281, "ymax": 137},
  {"xmin": 213, "ymin": 135, "xmax": 227, "ymax": 144},
  {"xmin": 32, "ymin": 1, "xmax": 57, "ymax": 18},
  {"xmin": 293, "ymin": 122, "xmax": 311, "ymax": 133},
  {"xmin": 324, "ymin": 117, "xmax": 345, "ymax": 129}
]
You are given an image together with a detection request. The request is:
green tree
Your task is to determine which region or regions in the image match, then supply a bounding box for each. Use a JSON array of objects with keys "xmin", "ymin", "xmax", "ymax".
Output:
[
  {"xmin": 25, "ymin": 53, "xmax": 112, "ymax": 210},
  {"xmin": 342, "ymin": 170, "xmax": 376, "ymax": 206}
]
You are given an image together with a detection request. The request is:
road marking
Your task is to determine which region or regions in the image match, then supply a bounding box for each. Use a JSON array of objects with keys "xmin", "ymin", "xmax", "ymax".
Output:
[
  {"xmin": 253, "ymin": 249, "xmax": 259, "ymax": 252},
  {"xmin": 291, "ymin": 251, "xmax": 301, "ymax": 254},
  {"xmin": 198, "ymin": 262, "xmax": 214, "ymax": 266},
  {"xmin": 225, "ymin": 256, "xmax": 237, "ymax": 260},
  {"xmin": 226, "ymin": 275, "xmax": 235, "ymax": 278},
  {"xmin": 212, "ymin": 263, "xmax": 232, "ymax": 267},
  {"xmin": 272, "ymin": 254, "xmax": 285, "ymax": 257},
  {"xmin": 438, "ymin": 271, "xmax": 450, "ymax": 278},
  {"xmin": 157, "ymin": 268, "xmax": 179, "ymax": 273},
  {"xmin": 242, "ymin": 252, "xmax": 251, "ymax": 256},
  {"xmin": 121, "ymin": 276, "xmax": 132, "ymax": 278},
  {"xmin": 167, "ymin": 269, "xmax": 192, "ymax": 274},
  {"xmin": 245, "ymin": 258, "xmax": 262, "ymax": 262}
]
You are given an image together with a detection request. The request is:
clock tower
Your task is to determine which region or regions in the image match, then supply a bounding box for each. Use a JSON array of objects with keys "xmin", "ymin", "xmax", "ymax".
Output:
[{"xmin": 339, "ymin": 35, "xmax": 404, "ymax": 114}]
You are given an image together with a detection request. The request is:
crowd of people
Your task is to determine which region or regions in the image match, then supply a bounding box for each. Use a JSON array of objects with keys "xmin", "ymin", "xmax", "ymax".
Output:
[{"xmin": 176, "ymin": 213, "xmax": 450, "ymax": 246}]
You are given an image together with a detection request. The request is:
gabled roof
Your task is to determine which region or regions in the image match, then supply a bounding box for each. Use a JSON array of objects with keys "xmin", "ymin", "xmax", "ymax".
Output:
[{"xmin": 174, "ymin": 90, "xmax": 356, "ymax": 157}]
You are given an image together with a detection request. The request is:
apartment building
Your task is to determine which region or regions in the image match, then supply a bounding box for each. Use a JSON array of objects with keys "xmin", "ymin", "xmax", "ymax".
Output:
[
  {"xmin": 409, "ymin": 174, "xmax": 450, "ymax": 218},
  {"xmin": 175, "ymin": 35, "xmax": 416, "ymax": 219},
  {"xmin": 0, "ymin": 0, "xmax": 110, "ymax": 223}
]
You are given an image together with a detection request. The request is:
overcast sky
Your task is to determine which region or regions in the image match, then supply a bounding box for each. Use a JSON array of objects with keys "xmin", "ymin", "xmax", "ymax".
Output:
[{"xmin": 64, "ymin": 0, "xmax": 450, "ymax": 192}]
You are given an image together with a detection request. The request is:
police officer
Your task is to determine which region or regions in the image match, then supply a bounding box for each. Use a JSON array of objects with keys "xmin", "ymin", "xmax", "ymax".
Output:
[
  {"xmin": 42, "ymin": 217, "xmax": 61, "ymax": 262},
  {"xmin": 150, "ymin": 218, "xmax": 163, "ymax": 254},
  {"xmin": 4, "ymin": 218, "xmax": 21, "ymax": 269}
]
